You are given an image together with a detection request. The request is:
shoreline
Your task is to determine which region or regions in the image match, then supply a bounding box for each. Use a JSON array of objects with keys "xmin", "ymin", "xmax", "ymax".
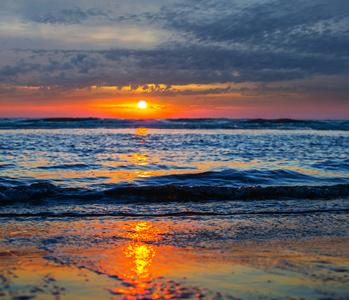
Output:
[{"xmin": 1, "ymin": 214, "xmax": 348, "ymax": 299}]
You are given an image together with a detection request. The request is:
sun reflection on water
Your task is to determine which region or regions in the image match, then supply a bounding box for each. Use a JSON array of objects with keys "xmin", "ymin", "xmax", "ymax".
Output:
[
  {"xmin": 131, "ymin": 153, "xmax": 148, "ymax": 166},
  {"xmin": 124, "ymin": 242, "xmax": 155, "ymax": 279},
  {"xmin": 122, "ymin": 222, "xmax": 160, "ymax": 280},
  {"xmin": 136, "ymin": 127, "xmax": 148, "ymax": 136},
  {"xmin": 104, "ymin": 221, "xmax": 173, "ymax": 298},
  {"xmin": 132, "ymin": 128, "xmax": 152, "ymax": 178}
]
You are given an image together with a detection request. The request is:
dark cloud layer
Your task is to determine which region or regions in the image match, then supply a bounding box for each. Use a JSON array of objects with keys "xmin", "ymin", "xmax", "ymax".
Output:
[
  {"xmin": 1, "ymin": 0, "xmax": 349, "ymax": 96},
  {"xmin": 1, "ymin": 43, "xmax": 348, "ymax": 90}
]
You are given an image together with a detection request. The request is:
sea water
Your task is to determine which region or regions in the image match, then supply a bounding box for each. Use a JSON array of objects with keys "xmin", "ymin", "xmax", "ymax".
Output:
[
  {"xmin": 0, "ymin": 118, "xmax": 349, "ymax": 214},
  {"xmin": 1, "ymin": 118, "xmax": 349, "ymax": 299}
]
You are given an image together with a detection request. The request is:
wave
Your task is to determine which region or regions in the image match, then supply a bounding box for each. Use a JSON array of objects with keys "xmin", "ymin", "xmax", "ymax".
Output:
[
  {"xmin": 1, "ymin": 208, "xmax": 348, "ymax": 218},
  {"xmin": 37, "ymin": 163, "xmax": 92, "ymax": 170},
  {"xmin": 36, "ymin": 117, "xmax": 99, "ymax": 122},
  {"xmin": 132, "ymin": 169, "xmax": 349, "ymax": 187},
  {"xmin": 1, "ymin": 118, "xmax": 348, "ymax": 130},
  {"xmin": 242, "ymin": 118, "xmax": 307, "ymax": 124},
  {"xmin": 1, "ymin": 182, "xmax": 349, "ymax": 206},
  {"xmin": 1, "ymin": 167, "xmax": 347, "ymax": 191}
]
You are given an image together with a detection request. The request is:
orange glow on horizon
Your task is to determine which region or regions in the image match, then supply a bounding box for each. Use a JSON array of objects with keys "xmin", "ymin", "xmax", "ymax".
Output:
[
  {"xmin": 91, "ymin": 100, "xmax": 178, "ymax": 118},
  {"xmin": 1, "ymin": 80, "xmax": 349, "ymax": 119}
]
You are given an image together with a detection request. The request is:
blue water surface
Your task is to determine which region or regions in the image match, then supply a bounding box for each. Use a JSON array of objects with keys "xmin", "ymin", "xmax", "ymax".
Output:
[{"xmin": 0, "ymin": 126, "xmax": 348, "ymax": 188}]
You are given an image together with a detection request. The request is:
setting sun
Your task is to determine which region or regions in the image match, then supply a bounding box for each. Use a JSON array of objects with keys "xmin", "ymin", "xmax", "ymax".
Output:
[{"xmin": 137, "ymin": 100, "xmax": 147, "ymax": 109}]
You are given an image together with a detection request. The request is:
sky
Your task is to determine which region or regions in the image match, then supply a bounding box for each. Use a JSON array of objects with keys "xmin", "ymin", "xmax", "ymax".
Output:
[{"xmin": 0, "ymin": 0, "xmax": 348, "ymax": 119}]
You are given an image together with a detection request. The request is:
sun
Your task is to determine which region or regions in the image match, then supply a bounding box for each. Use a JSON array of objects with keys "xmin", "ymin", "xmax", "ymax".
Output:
[{"xmin": 137, "ymin": 100, "xmax": 147, "ymax": 109}]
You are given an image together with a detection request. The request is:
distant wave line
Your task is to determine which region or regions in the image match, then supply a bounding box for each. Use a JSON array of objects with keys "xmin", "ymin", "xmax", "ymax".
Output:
[
  {"xmin": 0, "ymin": 208, "xmax": 348, "ymax": 219},
  {"xmin": 0, "ymin": 118, "xmax": 348, "ymax": 130}
]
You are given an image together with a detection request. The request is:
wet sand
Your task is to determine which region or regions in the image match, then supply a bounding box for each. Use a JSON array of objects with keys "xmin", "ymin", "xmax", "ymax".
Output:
[{"xmin": 0, "ymin": 215, "xmax": 348, "ymax": 299}]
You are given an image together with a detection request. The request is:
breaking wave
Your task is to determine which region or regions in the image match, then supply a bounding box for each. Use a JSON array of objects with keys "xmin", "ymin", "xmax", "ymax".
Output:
[
  {"xmin": 1, "ymin": 182, "xmax": 349, "ymax": 206},
  {"xmin": 0, "ymin": 182, "xmax": 348, "ymax": 219}
]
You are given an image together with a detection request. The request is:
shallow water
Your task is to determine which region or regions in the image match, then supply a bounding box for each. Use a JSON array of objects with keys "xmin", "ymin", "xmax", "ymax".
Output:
[{"xmin": 1, "ymin": 215, "xmax": 348, "ymax": 299}]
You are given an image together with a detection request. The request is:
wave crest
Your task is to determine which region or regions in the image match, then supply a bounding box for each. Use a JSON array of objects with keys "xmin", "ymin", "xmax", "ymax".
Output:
[
  {"xmin": 1, "ymin": 182, "xmax": 349, "ymax": 206},
  {"xmin": 1, "ymin": 118, "xmax": 348, "ymax": 130}
]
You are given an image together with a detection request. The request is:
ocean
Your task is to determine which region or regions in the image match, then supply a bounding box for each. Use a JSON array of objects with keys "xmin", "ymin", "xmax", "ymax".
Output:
[
  {"xmin": 1, "ymin": 118, "xmax": 349, "ymax": 212},
  {"xmin": 0, "ymin": 118, "xmax": 348, "ymax": 299}
]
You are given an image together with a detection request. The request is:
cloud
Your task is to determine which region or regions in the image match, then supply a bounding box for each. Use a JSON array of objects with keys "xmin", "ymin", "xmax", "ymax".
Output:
[
  {"xmin": 155, "ymin": 0, "xmax": 349, "ymax": 54},
  {"xmin": 0, "ymin": 0, "xmax": 348, "ymax": 100},
  {"xmin": 30, "ymin": 8, "xmax": 110, "ymax": 25},
  {"xmin": 1, "ymin": 40, "xmax": 347, "ymax": 91}
]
